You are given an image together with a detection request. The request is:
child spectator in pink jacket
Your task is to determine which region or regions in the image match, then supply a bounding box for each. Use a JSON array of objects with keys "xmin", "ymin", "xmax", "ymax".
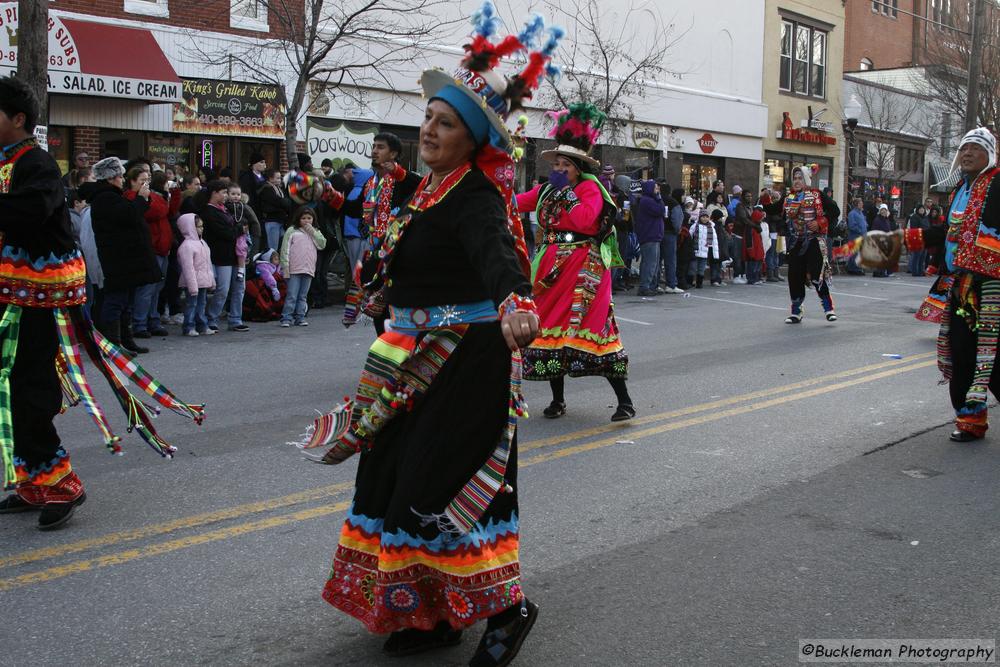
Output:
[
  {"xmin": 176, "ymin": 213, "xmax": 216, "ymax": 336},
  {"xmin": 278, "ymin": 206, "xmax": 326, "ymax": 327}
]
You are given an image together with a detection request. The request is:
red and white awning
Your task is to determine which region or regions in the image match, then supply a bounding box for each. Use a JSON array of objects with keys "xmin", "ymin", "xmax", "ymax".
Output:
[{"xmin": 0, "ymin": 6, "xmax": 181, "ymax": 103}]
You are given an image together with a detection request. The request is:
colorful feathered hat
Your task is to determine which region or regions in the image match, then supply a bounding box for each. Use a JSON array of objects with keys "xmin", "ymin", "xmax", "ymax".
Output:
[
  {"xmin": 541, "ymin": 102, "xmax": 606, "ymax": 169},
  {"xmin": 420, "ymin": 1, "xmax": 563, "ymax": 154}
]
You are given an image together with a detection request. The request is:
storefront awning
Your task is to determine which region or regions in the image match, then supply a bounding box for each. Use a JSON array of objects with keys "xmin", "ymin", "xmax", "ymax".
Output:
[{"xmin": 0, "ymin": 7, "xmax": 182, "ymax": 103}]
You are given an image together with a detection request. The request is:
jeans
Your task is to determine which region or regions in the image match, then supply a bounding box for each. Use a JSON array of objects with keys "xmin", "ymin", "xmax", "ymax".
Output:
[
  {"xmin": 206, "ymin": 265, "xmax": 231, "ymax": 328},
  {"xmin": 690, "ymin": 257, "xmax": 708, "ymax": 278},
  {"xmin": 101, "ymin": 288, "xmax": 133, "ymax": 324},
  {"xmin": 746, "ymin": 260, "xmax": 763, "ymax": 284},
  {"xmin": 728, "ymin": 236, "xmax": 744, "ymax": 277},
  {"xmin": 344, "ymin": 237, "xmax": 367, "ymax": 276},
  {"xmin": 132, "ymin": 254, "xmax": 168, "ymax": 332},
  {"xmin": 264, "ymin": 221, "xmax": 284, "ymax": 253},
  {"xmin": 766, "ymin": 241, "xmax": 780, "ymax": 272},
  {"xmin": 282, "ymin": 274, "xmax": 313, "ymax": 323},
  {"xmin": 659, "ymin": 234, "xmax": 677, "ymax": 288},
  {"xmin": 309, "ymin": 244, "xmax": 334, "ymax": 305},
  {"xmin": 638, "ymin": 241, "xmax": 660, "ymax": 292},
  {"xmin": 183, "ymin": 288, "xmax": 209, "ymax": 334},
  {"xmin": 908, "ymin": 250, "xmax": 927, "ymax": 277}
]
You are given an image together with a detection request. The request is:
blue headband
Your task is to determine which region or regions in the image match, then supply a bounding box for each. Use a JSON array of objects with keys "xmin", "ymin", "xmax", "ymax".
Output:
[{"xmin": 430, "ymin": 85, "xmax": 490, "ymax": 146}]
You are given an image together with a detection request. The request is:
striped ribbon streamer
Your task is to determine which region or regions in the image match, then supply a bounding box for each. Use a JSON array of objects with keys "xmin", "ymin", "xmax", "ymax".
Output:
[
  {"xmin": 0, "ymin": 306, "xmax": 21, "ymax": 489},
  {"xmin": 53, "ymin": 308, "xmax": 122, "ymax": 453}
]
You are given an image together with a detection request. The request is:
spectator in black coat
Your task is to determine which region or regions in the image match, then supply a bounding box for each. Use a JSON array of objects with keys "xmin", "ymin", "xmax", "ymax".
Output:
[
  {"xmin": 237, "ymin": 152, "xmax": 267, "ymax": 218},
  {"xmin": 200, "ymin": 179, "xmax": 247, "ymax": 331},
  {"xmin": 259, "ymin": 168, "xmax": 293, "ymax": 251},
  {"xmin": 88, "ymin": 157, "xmax": 161, "ymax": 353}
]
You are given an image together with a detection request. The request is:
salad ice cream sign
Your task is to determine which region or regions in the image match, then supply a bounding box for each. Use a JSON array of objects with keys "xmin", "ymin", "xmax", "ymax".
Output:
[{"xmin": 0, "ymin": 4, "xmax": 181, "ymax": 102}]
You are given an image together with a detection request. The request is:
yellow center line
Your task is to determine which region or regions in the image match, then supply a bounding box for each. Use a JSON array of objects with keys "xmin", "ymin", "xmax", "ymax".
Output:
[
  {"xmin": 519, "ymin": 353, "xmax": 935, "ymax": 453},
  {"xmin": 0, "ymin": 358, "xmax": 937, "ymax": 592},
  {"xmin": 0, "ymin": 481, "xmax": 355, "ymax": 569},
  {"xmin": 0, "ymin": 354, "xmax": 933, "ymax": 571},
  {"xmin": 521, "ymin": 360, "xmax": 937, "ymax": 466},
  {"xmin": 0, "ymin": 501, "xmax": 351, "ymax": 593}
]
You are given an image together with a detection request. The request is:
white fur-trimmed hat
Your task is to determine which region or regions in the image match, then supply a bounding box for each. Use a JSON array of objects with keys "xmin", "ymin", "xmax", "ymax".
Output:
[{"xmin": 92, "ymin": 156, "xmax": 125, "ymax": 181}]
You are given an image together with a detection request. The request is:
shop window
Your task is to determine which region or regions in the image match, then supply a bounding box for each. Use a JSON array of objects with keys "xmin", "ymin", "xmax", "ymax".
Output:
[
  {"xmin": 99, "ymin": 130, "xmax": 145, "ymax": 165},
  {"xmin": 124, "ymin": 0, "xmax": 169, "ymax": 18},
  {"xmin": 779, "ymin": 20, "xmax": 828, "ymax": 100},
  {"xmin": 231, "ymin": 0, "xmax": 269, "ymax": 32}
]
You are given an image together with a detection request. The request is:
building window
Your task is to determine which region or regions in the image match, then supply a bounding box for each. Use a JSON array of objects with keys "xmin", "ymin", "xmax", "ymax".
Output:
[
  {"xmin": 124, "ymin": 0, "xmax": 169, "ymax": 17},
  {"xmin": 860, "ymin": 57, "xmax": 874, "ymax": 70},
  {"xmin": 872, "ymin": 0, "xmax": 899, "ymax": 17},
  {"xmin": 779, "ymin": 20, "xmax": 827, "ymax": 99},
  {"xmin": 931, "ymin": 0, "xmax": 955, "ymax": 30},
  {"xmin": 231, "ymin": 0, "xmax": 269, "ymax": 32},
  {"xmin": 779, "ymin": 21, "xmax": 793, "ymax": 91}
]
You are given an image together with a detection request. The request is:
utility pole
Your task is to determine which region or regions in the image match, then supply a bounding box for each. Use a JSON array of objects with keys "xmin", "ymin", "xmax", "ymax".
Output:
[
  {"xmin": 964, "ymin": 0, "xmax": 987, "ymax": 131},
  {"xmin": 16, "ymin": 0, "xmax": 48, "ymax": 126}
]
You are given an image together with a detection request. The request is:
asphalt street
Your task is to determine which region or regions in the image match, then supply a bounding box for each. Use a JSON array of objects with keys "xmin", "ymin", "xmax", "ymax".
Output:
[{"xmin": 3, "ymin": 273, "xmax": 996, "ymax": 666}]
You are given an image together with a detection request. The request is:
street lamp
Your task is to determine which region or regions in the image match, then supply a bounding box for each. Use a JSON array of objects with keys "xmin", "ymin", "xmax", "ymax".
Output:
[{"xmin": 844, "ymin": 94, "xmax": 862, "ymax": 200}]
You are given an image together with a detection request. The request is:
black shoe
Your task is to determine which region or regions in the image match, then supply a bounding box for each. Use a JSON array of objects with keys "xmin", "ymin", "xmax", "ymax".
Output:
[
  {"xmin": 469, "ymin": 599, "xmax": 539, "ymax": 667},
  {"xmin": 825, "ymin": 312, "xmax": 837, "ymax": 322},
  {"xmin": 37, "ymin": 493, "xmax": 86, "ymax": 531},
  {"xmin": 228, "ymin": 324, "xmax": 250, "ymax": 332},
  {"xmin": 149, "ymin": 327, "xmax": 169, "ymax": 337},
  {"xmin": 121, "ymin": 321, "xmax": 149, "ymax": 354},
  {"xmin": 542, "ymin": 401, "xmax": 566, "ymax": 419},
  {"xmin": 785, "ymin": 313, "xmax": 803, "ymax": 324},
  {"xmin": 611, "ymin": 404, "xmax": 636, "ymax": 422},
  {"xmin": 0, "ymin": 494, "xmax": 38, "ymax": 513},
  {"xmin": 133, "ymin": 330, "xmax": 152, "ymax": 339},
  {"xmin": 950, "ymin": 430, "xmax": 983, "ymax": 443},
  {"xmin": 383, "ymin": 622, "xmax": 462, "ymax": 657}
]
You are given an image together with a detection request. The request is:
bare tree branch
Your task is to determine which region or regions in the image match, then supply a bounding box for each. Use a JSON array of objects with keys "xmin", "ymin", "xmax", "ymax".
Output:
[
  {"xmin": 538, "ymin": 0, "xmax": 689, "ymax": 142},
  {"xmin": 186, "ymin": 0, "xmax": 461, "ymax": 166}
]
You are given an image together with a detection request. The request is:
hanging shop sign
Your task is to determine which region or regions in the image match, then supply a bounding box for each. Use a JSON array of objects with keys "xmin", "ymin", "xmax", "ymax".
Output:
[
  {"xmin": 697, "ymin": 133, "xmax": 718, "ymax": 154},
  {"xmin": 0, "ymin": 4, "xmax": 181, "ymax": 102},
  {"xmin": 778, "ymin": 112, "xmax": 836, "ymax": 146},
  {"xmin": 306, "ymin": 117, "xmax": 377, "ymax": 169},
  {"xmin": 631, "ymin": 124, "xmax": 661, "ymax": 150},
  {"xmin": 173, "ymin": 78, "xmax": 286, "ymax": 138}
]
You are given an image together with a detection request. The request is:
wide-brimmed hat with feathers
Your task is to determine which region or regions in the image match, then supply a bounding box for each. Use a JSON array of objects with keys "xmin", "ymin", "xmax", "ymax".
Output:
[
  {"xmin": 540, "ymin": 103, "xmax": 607, "ymax": 169},
  {"xmin": 420, "ymin": 1, "xmax": 563, "ymax": 155}
]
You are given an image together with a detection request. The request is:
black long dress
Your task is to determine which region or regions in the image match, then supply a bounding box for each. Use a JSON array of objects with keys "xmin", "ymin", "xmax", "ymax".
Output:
[{"xmin": 323, "ymin": 167, "xmax": 533, "ymax": 633}]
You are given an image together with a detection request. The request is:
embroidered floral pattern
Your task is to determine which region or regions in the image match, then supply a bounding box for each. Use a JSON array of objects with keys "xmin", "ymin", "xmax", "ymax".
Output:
[{"xmin": 384, "ymin": 584, "xmax": 421, "ymax": 612}]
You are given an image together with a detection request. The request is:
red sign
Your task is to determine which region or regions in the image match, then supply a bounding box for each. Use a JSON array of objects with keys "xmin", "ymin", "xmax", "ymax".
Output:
[
  {"xmin": 778, "ymin": 112, "xmax": 836, "ymax": 146},
  {"xmin": 697, "ymin": 133, "xmax": 718, "ymax": 154}
]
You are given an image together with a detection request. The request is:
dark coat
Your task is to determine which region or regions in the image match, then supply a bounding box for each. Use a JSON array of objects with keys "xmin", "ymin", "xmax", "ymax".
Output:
[
  {"xmin": 88, "ymin": 181, "xmax": 162, "ymax": 290},
  {"xmin": 0, "ymin": 141, "xmax": 76, "ymax": 261},
  {"xmin": 201, "ymin": 203, "xmax": 241, "ymax": 267},
  {"xmin": 258, "ymin": 182, "xmax": 294, "ymax": 226}
]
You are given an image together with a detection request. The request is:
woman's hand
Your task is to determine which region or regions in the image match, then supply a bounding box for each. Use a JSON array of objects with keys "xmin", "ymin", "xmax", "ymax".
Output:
[
  {"xmin": 500, "ymin": 310, "xmax": 540, "ymax": 351},
  {"xmin": 806, "ymin": 220, "xmax": 819, "ymax": 232},
  {"xmin": 138, "ymin": 182, "xmax": 150, "ymax": 200}
]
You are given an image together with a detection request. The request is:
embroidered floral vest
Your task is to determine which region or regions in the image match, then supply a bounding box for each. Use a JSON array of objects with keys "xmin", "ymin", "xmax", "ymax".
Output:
[
  {"xmin": 0, "ymin": 139, "xmax": 87, "ymax": 308},
  {"xmin": 951, "ymin": 167, "xmax": 1000, "ymax": 279}
]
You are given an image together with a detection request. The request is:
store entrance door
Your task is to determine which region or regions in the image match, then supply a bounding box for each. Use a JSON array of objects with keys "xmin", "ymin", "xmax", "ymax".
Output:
[{"xmin": 682, "ymin": 162, "xmax": 721, "ymax": 203}]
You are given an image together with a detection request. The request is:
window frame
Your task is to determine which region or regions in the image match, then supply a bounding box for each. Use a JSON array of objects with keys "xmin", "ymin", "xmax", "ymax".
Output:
[
  {"xmin": 777, "ymin": 17, "xmax": 829, "ymax": 101},
  {"xmin": 124, "ymin": 0, "xmax": 169, "ymax": 18},
  {"xmin": 230, "ymin": 0, "xmax": 269, "ymax": 32}
]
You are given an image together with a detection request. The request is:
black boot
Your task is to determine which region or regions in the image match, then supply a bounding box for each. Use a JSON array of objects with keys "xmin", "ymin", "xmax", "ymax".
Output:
[
  {"xmin": 37, "ymin": 493, "xmax": 86, "ymax": 531},
  {"xmin": 121, "ymin": 316, "xmax": 149, "ymax": 354},
  {"xmin": 696, "ymin": 275, "xmax": 704, "ymax": 288}
]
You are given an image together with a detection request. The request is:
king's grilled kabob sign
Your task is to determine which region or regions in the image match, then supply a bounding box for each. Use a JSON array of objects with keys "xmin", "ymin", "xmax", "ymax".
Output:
[{"xmin": 173, "ymin": 78, "xmax": 286, "ymax": 138}]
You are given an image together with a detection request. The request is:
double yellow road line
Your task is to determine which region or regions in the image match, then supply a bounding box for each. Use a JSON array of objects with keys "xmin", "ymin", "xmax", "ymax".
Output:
[{"xmin": 0, "ymin": 352, "xmax": 937, "ymax": 592}]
